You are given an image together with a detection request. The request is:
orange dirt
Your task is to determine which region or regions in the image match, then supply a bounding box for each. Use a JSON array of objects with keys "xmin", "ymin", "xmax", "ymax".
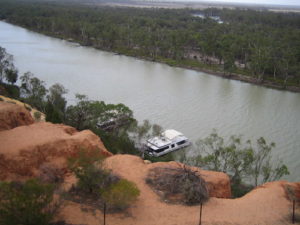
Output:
[
  {"xmin": 0, "ymin": 122, "xmax": 112, "ymax": 180},
  {"xmin": 0, "ymin": 101, "xmax": 34, "ymax": 131},
  {"xmin": 59, "ymin": 155, "xmax": 295, "ymax": 225}
]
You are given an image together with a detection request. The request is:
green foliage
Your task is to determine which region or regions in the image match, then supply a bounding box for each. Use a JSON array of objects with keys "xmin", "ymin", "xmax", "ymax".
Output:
[
  {"xmin": 45, "ymin": 83, "xmax": 68, "ymax": 123},
  {"xmin": 184, "ymin": 131, "xmax": 289, "ymax": 197},
  {"xmin": 231, "ymin": 182, "xmax": 253, "ymax": 198},
  {"xmin": 68, "ymin": 149, "xmax": 116, "ymax": 196},
  {"xmin": 102, "ymin": 179, "xmax": 140, "ymax": 210},
  {"xmin": 20, "ymin": 72, "xmax": 48, "ymax": 112},
  {"xmin": 5, "ymin": 68, "xmax": 18, "ymax": 84},
  {"xmin": 45, "ymin": 101, "xmax": 63, "ymax": 123},
  {"xmin": 0, "ymin": 179, "xmax": 56, "ymax": 225},
  {"xmin": 65, "ymin": 94, "xmax": 135, "ymax": 131},
  {"xmin": 0, "ymin": 47, "xmax": 16, "ymax": 84},
  {"xmin": 253, "ymin": 137, "xmax": 290, "ymax": 186},
  {"xmin": 94, "ymin": 128, "xmax": 138, "ymax": 155},
  {"xmin": 0, "ymin": 2, "xmax": 299, "ymax": 87},
  {"xmin": 68, "ymin": 149, "xmax": 139, "ymax": 211},
  {"xmin": 34, "ymin": 111, "xmax": 42, "ymax": 121},
  {"xmin": 47, "ymin": 83, "xmax": 68, "ymax": 113},
  {"xmin": 0, "ymin": 82, "xmax": 20, "ymax": 99}
]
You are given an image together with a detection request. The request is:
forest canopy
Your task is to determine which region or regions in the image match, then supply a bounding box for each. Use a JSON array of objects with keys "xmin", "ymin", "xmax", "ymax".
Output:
[{"xmin": 0, "ymin": 0, "xmax": 299, "ymax": 89}]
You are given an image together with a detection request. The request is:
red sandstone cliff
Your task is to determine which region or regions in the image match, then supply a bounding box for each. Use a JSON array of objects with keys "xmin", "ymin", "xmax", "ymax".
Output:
[
  {"xmin": 0, "ymin": 101, "xmax": 34, "ymax": 131},
  {"xmin": 0, "ymin": 122, "xmax": 112, "ymax": 180},
  {"xmin": 60, "ymin": 155, "xmax": 298, "ymax": 225}
]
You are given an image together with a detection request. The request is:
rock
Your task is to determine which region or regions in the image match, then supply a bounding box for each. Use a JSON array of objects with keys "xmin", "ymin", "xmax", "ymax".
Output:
[
  {"xmin": 143, "ymin": 160, "xmax": 151, "ymax": 164},
  {"xmin": 0, "ymin": 96, "xmax": 46, "ymax": 122},
  {"xmin": 196, "ymin": 166, "xmax": 232, "ymax": 198},
  {"xmin": 0, "ymin": 102, "xmax": 34, "ymax": 131},
  {"xmin": 0, "ymin": 122, "xmax": 112, "ymax": 180}
]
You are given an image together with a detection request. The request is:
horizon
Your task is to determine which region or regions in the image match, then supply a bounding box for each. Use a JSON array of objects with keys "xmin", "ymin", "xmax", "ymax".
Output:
[{"xmin": 155, "ymin": 0, "xmax": 300, "ymax": 7}]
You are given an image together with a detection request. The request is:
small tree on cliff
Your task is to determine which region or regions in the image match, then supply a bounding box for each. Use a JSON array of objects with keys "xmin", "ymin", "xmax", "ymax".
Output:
[{"xmin": 185, "ymin": 131, "xmax": 289, "ymax": 196}]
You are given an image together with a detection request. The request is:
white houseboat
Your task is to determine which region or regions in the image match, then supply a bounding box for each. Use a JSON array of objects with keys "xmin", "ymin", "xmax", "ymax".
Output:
[{"xmin": 146, "ymin": 129, "xmax": 190, "ymax": 157}]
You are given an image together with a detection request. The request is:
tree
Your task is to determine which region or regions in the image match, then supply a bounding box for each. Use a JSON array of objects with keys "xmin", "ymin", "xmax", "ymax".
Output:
[
  {"xmin": 47, "ymin": 83, "xmax": 68, "ymax": 113},
  {"xmin": 0, "ymin": 47, "xmax": 16, "ymax": 84},
  {"xmin": 20, "ymin": 72, "xmax": 48, "ymax": 112},
  {"xmin": 45, "ymin": 83, "xmax": 68, "ymax": 123},
  {"xmin": 193, "ymin": 132, "xmax": 254, "ymax": 186},
  {"xmin": 0, "ymin": 179, "xmax": 57, "ymax": 225},
  {"xmin": 65, "ymin": 94, "xmax": 93, "ymax": 130},
  {"xmin": 4, "ymin": 68, "xmax": 18, "ymax": 85},
  {"xmin": 188, "ymin": 131, "xmax": 289, "ymax": 191},
  {"xmin": 252, "ymin": 137, "xmax": 289, "ymax": 186},
  {"xmin": 65, "ymin": 94, "xmax": 135, "ymax": 131}
]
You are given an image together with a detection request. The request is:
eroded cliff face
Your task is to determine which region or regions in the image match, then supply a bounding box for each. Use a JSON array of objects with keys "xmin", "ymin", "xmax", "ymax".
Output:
[
  {"xmin": 1, "ymin": 100, "xmax": 298, "ymax": 225},
  {"xmin": 0, "ymin": 96, "xmax": 46, "ymax": 122},
  {"xmin": 0, "ymin": 122, "xmax": 112, "ymax": 180},
  {"xmin": 0, "ymin": 101, "xmax": 34, "ymax": 131}
]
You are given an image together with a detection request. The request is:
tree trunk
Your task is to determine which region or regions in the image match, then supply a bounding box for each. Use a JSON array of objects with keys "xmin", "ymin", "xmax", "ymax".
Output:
[{"xmin": 199, "ymin": 203, "xmax": 203, "ymax": 225}]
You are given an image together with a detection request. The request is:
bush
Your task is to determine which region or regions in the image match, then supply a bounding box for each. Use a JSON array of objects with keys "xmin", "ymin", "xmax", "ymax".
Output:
[
  {"xmin": 38, "ymin": 163, "xmax": 64, "ymax": 184},
  {"xmin": 68, "ymin": 149, "xmax": 139, "ymax": 212},
  {"xmin": 0, "ymin": 179, "xmax": 57, "ymax": 225},
  {"xmin": 146, "ymin": 166, "xmax": 209, "ymax": 205},
  {"xmin": 34, "ymin": 111, "xmax": 42, "ymax": 121},
  {"xmin": 102, "ymin": 179, "xmax": 140, "ymax": 211},
  {"xmin": 68, "ymin": 149, "xmax": 113, "ymax": 196}
]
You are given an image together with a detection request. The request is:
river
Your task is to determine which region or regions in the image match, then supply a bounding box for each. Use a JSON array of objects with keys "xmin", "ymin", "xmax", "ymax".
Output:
[{"xmin": 0, "ymin": 21, "xmax": 299, "ymax": 181}]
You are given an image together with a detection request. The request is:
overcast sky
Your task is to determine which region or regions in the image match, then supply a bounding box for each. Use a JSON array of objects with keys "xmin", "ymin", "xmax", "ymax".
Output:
[{"xmin": 178, "ymin": 0, "xmax": 300, "ymax": 6}]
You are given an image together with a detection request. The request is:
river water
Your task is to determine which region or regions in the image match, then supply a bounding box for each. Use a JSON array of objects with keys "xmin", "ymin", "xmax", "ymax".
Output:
[{"xmin": 0, "ymin": 21, "xmax": 299, "ymax": 181}]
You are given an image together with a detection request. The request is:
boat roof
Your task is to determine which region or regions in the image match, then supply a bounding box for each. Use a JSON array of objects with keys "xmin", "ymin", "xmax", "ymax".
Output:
[
  {"xmin": 162, "ymin": 129, "xmax": 183, "ymax": 140},
  {"xmin": 147, "ymin": 129, "xmax": 187, "ymax": 148}
]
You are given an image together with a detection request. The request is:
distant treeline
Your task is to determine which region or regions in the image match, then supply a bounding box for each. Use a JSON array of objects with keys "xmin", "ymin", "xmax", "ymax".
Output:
[{"xmin": 0, "ymin": 0, "xmax": 299, "ymax": 87}]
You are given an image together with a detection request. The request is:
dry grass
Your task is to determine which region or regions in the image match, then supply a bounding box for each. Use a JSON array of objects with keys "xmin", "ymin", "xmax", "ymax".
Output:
[{"xmin": 146, "ymin": 165, "xmax": 208, "ymax": 205}]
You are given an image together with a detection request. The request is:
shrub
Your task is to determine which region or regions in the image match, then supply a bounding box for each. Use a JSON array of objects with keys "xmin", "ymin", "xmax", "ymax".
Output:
[
  {"xmin": 34, "ymin": 111, "xmax": 42, "ymax": 121},
  {"xmin": 146, "ymin": 166, "xmax": 209, "ymax": 205},
  {"xmin": 102, "ymin": 179, "xmax": 140, "ymax": 211},
  {"xmin": 68, "ymin": 149, "xmax": 118, "ymax": 196},
  {"xmin": 38, "ymin": 163, "xmax": 64, "ymax": 184},
  {"xmin": 0, "ymin": 179, "xmax": 57, "ymax": 225},
  {"xmin": 68, "ymin": 149, "xmax": 139, "ymax": 212}
]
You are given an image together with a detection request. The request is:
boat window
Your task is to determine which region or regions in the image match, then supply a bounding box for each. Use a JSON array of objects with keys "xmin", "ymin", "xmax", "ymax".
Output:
[
  {"xmin": 177, "ymin": 140, "xmax": 186, "ymax": 145},
  {"xmin": 156, "ymin": 146, "xmax": 169, "ymax": 153},
  {"xmin": 171, "ymin": 144, "xmax": 175, "ymax": 148}
]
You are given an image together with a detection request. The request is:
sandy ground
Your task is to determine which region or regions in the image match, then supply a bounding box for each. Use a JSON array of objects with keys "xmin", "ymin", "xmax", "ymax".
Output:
[{"xmin": 60, "ymin": 155, "xmax": 297, "ymax": 225}]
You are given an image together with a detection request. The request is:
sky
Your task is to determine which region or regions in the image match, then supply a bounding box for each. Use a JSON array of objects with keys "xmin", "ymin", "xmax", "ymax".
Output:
[{"xmin": 175, "ymin": 0, "xmax": 300, "ymax": 6}]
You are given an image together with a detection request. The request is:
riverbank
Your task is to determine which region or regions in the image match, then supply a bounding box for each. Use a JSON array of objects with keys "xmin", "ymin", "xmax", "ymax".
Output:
[
  {"xmin": 78, "ymin": 43, "xmax": 300, "ymax": 93},
  {"xmin": 110, "ymin": 51, "xmax": 300, "ymax": 93},
  {"xmin": 3, "ymin": 19, "xmax": 300, "ymax": 93},
  {"xmin": 145, "ymin": 57, "xmax": 300, "ymax": 93}
]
